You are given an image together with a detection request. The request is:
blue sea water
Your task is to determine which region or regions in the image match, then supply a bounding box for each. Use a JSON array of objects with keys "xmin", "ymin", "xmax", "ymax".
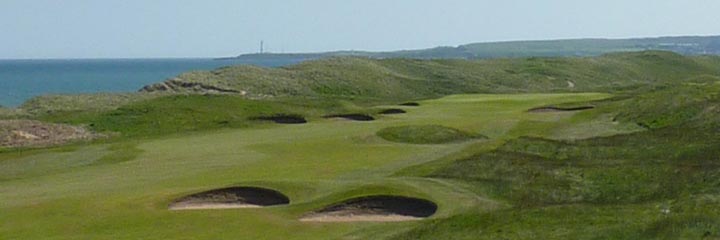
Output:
[{"xmin": 0, "ymin": 58, "xmax": 302, "ymax": 107}]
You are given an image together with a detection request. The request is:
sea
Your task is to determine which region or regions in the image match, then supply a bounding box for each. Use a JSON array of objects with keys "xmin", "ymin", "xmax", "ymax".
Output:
[{"xmin": 0, "ymin": 58, "xmax": 303, "ymax": 107}]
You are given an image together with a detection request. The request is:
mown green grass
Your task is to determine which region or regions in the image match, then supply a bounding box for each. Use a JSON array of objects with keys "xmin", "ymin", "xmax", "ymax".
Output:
[
  {"xmin": 377, "ymin": 125, "xmax": 485, "ymax": 144},
  {"xmin": 0, "ymin": 141, "xmax": 143, "ymax": 182},
  {"xmin": 0, "ymin": 93, "xmax": 610, "ymax": 239},
  {"xmin": 37, "ymin": 94, "xmax": 359, "ymax": 138}
]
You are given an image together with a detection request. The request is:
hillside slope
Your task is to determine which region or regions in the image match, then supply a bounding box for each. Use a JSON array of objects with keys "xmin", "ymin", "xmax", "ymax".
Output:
[
  {"xmin": 393, "ymin": 82, "xmax": 720, "ymax": 239},
  {"xmin": 144, "ymin": 51, "xmax": 720, "ymax": 101}
]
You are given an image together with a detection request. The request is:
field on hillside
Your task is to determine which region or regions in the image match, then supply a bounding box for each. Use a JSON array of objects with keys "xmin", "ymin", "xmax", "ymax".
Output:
[
  {"xmin": 3, "ymin": 51, "xmax": 720, "ymax": 239},
  {"xmin": 0, "ymin": 93, "xmax": 625, "ymax": 239}
]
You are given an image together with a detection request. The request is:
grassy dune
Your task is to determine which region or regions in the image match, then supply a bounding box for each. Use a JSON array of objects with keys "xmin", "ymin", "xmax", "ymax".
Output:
[
  {"xmin": 393, "ymin": 85, "xmax": 720, "ymax": 239},
  {"xmin": 376, "ymin": 125, "xmax": 484, "ymax": 144},
  {"xmin": 142, "ymin": 51, "xmax": 720, "ymax": 100}
]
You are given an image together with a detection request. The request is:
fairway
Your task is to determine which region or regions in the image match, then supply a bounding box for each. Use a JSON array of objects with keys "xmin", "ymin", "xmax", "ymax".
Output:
[
  {"xmin": 1, "ymin": 93, "xmax": 613, "ymax": 239},
  {"xmin": 3, "ymin": 1, "xmax": 720, "ymax": 238}
]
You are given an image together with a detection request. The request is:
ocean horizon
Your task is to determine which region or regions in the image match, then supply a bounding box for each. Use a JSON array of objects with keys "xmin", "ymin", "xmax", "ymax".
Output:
[{"xmin": 0, "ymin": 58, "xmax": 303, "ymax": 107}]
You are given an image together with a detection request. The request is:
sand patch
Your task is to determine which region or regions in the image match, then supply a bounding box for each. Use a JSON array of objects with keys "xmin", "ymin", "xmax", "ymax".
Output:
[
  {"xmin": 323, "ymin": 114, "xmax": 375, "ymax": 121},
  {"xmin": 527, "ymin": 106, "xmax": 595, "ymax": 113},
  {"xmin": 251, "ymin": 114, "xmax": 307, "ymax": 124},
  {"xmin": 0, "ymin": 120, "xmax": 101, "ymax": 148},
  {"xmin": 300, "ymin": 195, "xmax": 437, "ymax": 222},
  {"xmin": 399, "ymin": 102, "xmax": 420, "ymax": 107},
  {"xmin": 169, "ymin": 187, "xmax": 290, "ymax": 210},
  {"xmin": 379, "ymin": 109, "xmax": 407, "ymax": 115},
  {"xmin": 300, "ymin": 214, "xmax": 422, "ymax": 222},
  {"xmin": 169, "ymin": 203, "xmax": 262, "ymax": 210}
]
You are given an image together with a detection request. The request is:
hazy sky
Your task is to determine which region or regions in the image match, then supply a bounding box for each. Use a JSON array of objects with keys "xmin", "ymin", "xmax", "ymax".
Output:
[{"xmin": 1, "ymin": 0, "xmax": 719, "ymax": 59}]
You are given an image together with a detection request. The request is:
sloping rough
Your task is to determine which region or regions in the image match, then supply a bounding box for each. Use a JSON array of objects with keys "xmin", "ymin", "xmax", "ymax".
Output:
[
  {"xmin": 140, "ymin": 78, "xmax": 242, "ymax": 94},
  {"xmin": 137, "ymin": 52, "xmax": 720, "ymax": 101},
  {"xmin": 0, "ymin": 120, "xmax": 100, "ymax": 148}
]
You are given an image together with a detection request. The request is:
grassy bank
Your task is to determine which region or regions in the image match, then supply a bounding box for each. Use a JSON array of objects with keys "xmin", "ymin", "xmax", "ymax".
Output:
[{"xmin": 392, "ymin": 85, "xmax": 720, "ymax": 239}]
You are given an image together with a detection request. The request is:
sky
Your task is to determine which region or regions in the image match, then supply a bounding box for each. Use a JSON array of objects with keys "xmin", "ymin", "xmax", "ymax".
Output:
[{"xmin": 1, "ymin": 0, "xmax": 719, "ymax": 59}]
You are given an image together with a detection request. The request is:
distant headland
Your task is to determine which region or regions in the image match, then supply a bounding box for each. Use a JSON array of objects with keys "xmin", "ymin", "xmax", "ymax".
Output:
[{"xmin": 218, "ymin": 35, "xmax": 720, "ymax": 61}]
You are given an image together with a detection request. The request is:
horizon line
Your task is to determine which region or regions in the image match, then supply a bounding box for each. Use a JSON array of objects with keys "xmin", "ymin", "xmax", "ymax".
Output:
[{"xmin": 3, "ymin": 33, "xmax": 718, "ymax": 60}]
